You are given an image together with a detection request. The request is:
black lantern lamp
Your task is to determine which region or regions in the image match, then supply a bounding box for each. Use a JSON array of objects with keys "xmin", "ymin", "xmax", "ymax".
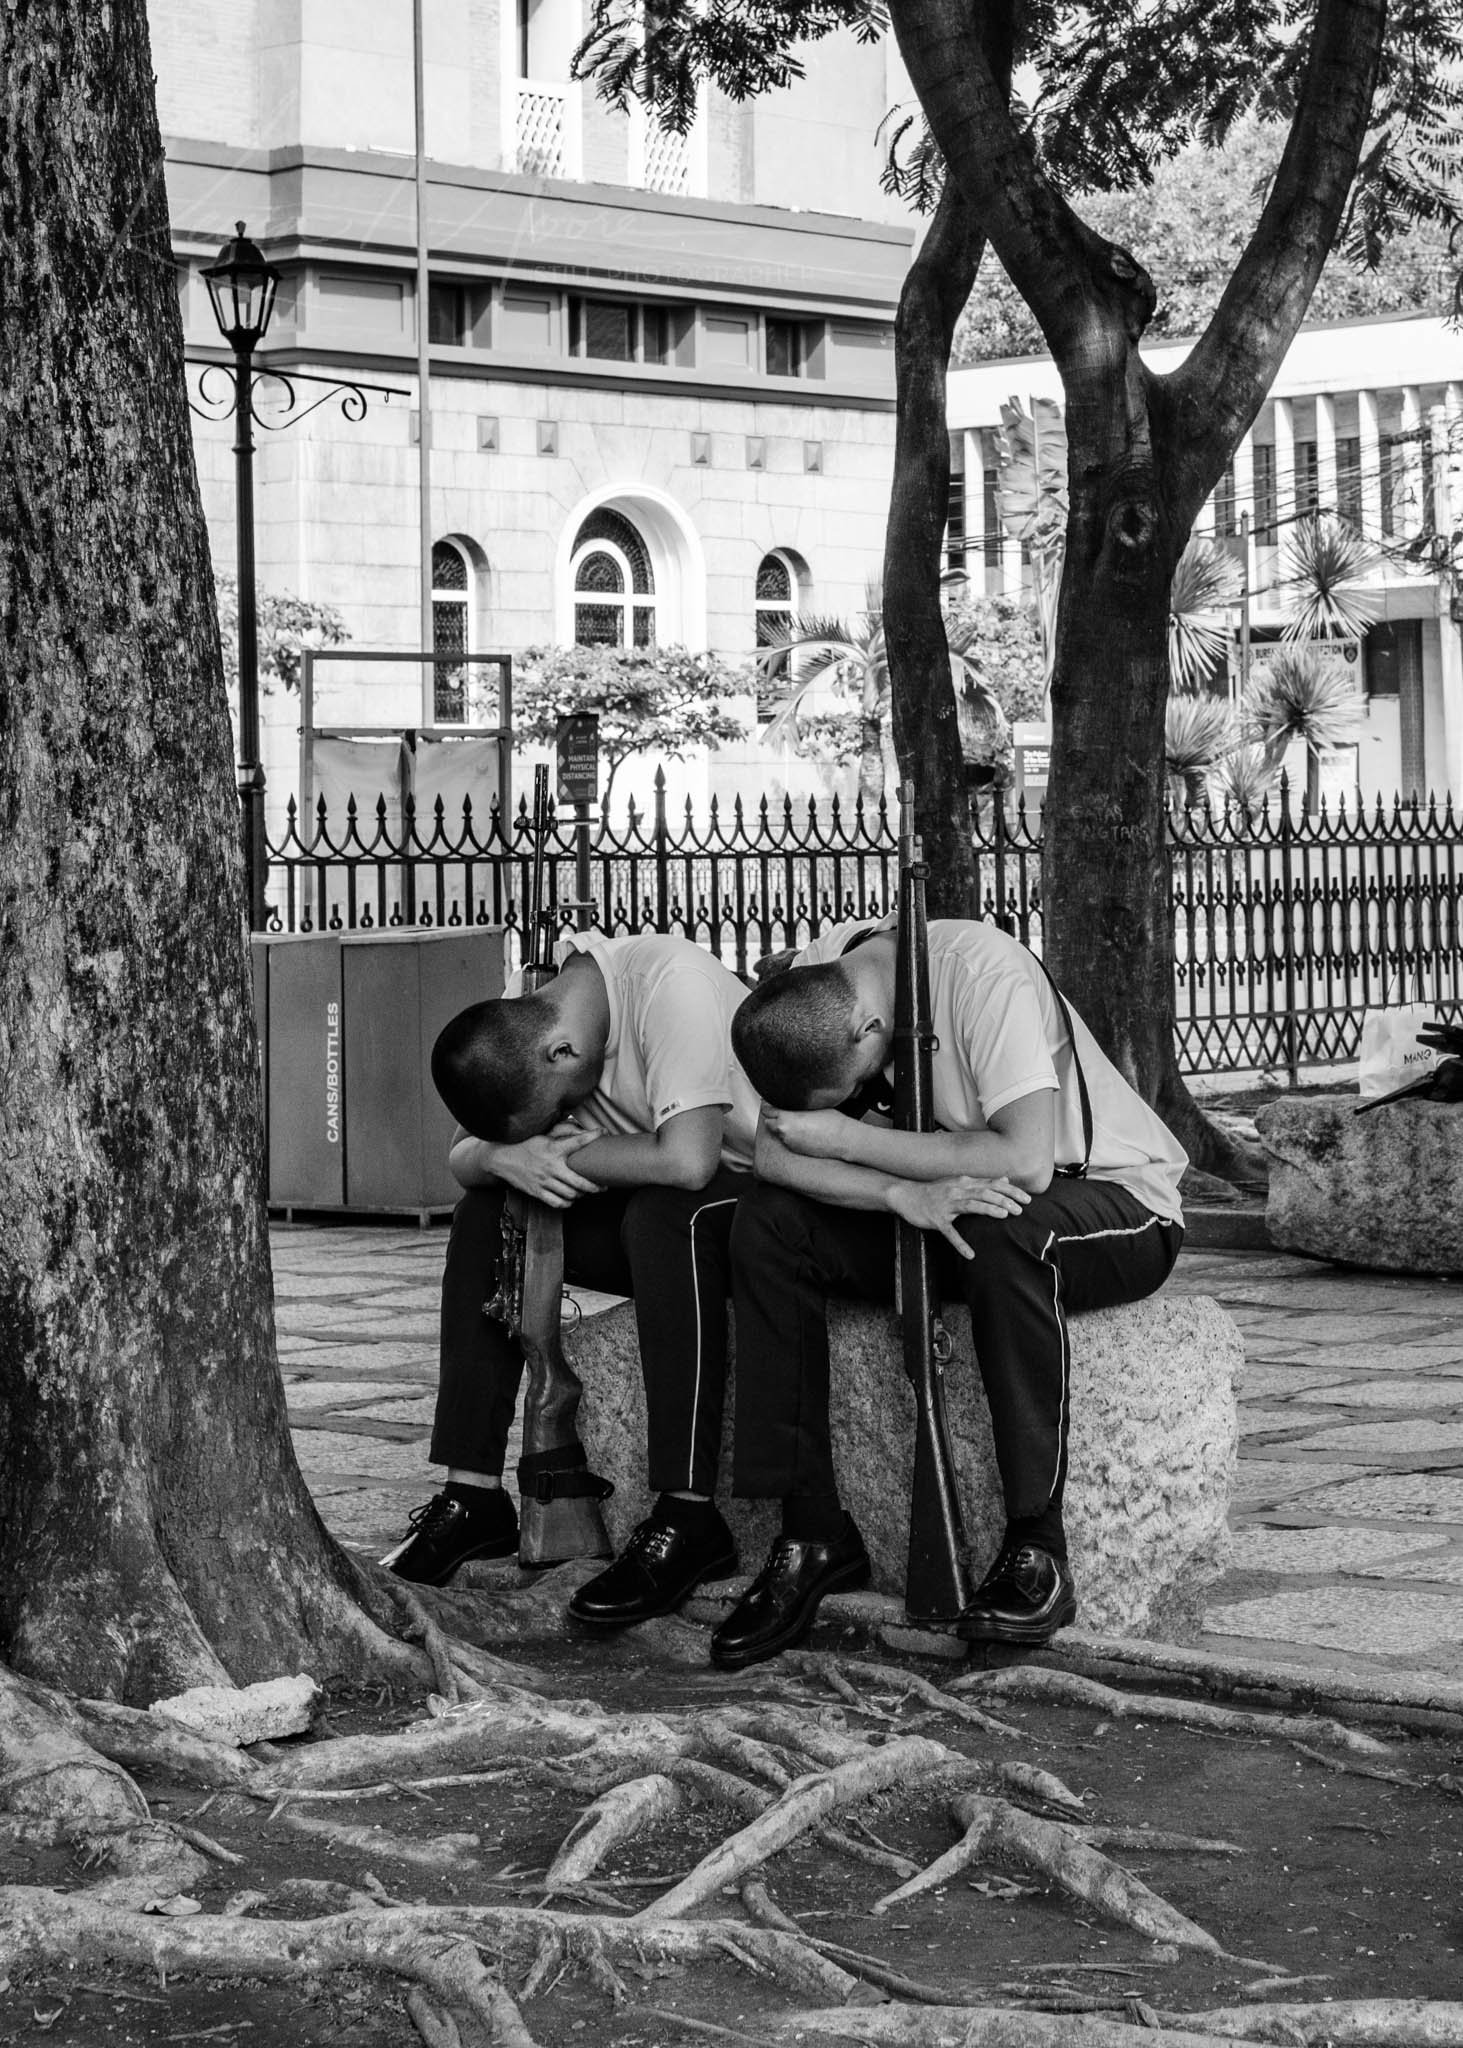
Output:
[
  {"xmin": 202, "ymin": 222, "xmax": 280, "ymax": 353},
  {"xmin": 202, "ymin": 221, "xmax": 280, "ymax": 931}
]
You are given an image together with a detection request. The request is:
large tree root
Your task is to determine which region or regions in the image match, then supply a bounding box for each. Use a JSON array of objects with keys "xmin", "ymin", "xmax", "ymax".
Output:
[
  {"xmin": 772, "ymin": 2008, "xmax": 1254, "ymax": 2047},
  {"xmin": 772, "ymin": 2003, "xmax": 1463, "ymax": 2048},
  {"xmin": 1033, "ymin": 1639, "xmax": 1463, "ymax": 1740},
  {"xmin": 871, "ymin": 1793, "xmax": 1225, "ymax": 1956},
  {"xmin": 636, "ymin": 1737, "xmax": 951, "ymax": 1923},
  {"xmin": 0, "ymin": 1886, "xmax": 867, "ymax": 2007},
  {"xmin": 955, "ymin": 1666, "xmax": 1394, "ymax": 1756}
]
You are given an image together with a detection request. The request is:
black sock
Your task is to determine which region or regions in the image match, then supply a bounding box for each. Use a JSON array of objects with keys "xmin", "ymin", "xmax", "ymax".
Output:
[
  {"xmin": 1006, "ymin": 1512, "xmax": 1066, "ymax": 1562},
  {"xmin": 654, "ymin": 1492, "xmax": 723, "ymax": 1534},
  {"xmin": 781, "ymin": 1493, "xmax": 846, "ymax": 1544},
  {"xmin": 445, "ymin": 1481, "xmax": 515, "ymax": 1527}
]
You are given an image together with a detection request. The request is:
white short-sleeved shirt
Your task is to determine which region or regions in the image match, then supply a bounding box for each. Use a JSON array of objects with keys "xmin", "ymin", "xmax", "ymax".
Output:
[
  {"xmin": 551, "ymin": 932, "xmax": 758, "ymax": 1170},
  {"xmin": 794, "ymin": 917, "xmax": 1187, "ymax": 1226}
]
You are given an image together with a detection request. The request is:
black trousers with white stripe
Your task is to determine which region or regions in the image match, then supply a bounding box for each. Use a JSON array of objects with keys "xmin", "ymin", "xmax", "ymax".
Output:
[
  {"xmin": 430, "ymin": 1168, "xmax": 745, "ymax": 1497},
  {"xmin": 729, "ymin": 1177, "xmax": 1182, "ymax": 1545}
]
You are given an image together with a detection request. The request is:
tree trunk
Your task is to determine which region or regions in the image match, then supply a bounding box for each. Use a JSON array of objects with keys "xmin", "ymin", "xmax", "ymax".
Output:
[
  {"xmin": 0, "ymin": 0, "xmax": 399, "ymax": 1702},
  {"xmin": 1042, "ymin": 367, "xmax": 1257, "ymax": 1180},
  {"xmin": 883, "ymin": 186, "xmax": 988, "ymax": 916}
]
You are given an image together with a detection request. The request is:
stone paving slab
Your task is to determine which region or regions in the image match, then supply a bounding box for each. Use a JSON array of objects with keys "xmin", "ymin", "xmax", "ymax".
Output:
[
  {"xmin": 1205, "ymin": 1586, "xmax": 1463, "ymax": 1659},
  {"xmin": 1296, "ymin": 1377, "xmax": 1463, "ymax": 1409},
  {"xmin": 281, "ymin": 1378, "xmax": 427, "ymax": 1411},
  {"xmin": 270, "ymin": 1222, "xmax": 1463, "ymax": 1688},
  {"xmin": 1292, "ymin": 1419, "xmax": 1463, "ymax": 1454},
  {"xmin": 1296, "ymin": 1472, "xmax": 1463, "ymax": 1522}
]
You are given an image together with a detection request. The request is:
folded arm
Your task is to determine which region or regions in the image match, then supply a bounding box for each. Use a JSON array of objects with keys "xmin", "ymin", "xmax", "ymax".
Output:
[{"xmin": 761, "ymin": 1088, "xmax": 1055, "ymax": 1195}]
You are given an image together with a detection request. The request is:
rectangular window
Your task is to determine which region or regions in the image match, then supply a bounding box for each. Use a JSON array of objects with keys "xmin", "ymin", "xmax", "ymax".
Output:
[
  {"xmin": 315, "ymin": 272, "xmax": 405, "ymax": 337},
  {"xmin": 584, "ymin": 300, "xmax": 633, "ymax": 361},
  {"xmin": 1253, "ymin": 443, "xmax": 1278, "ymax": 545},
  {"xmin": 702, "ymin": 314, "xmax": 751, "ymax": 368},
  {"xmin": 1336, "ymin": 436, "xmax": 1362, "ymax": 527},
  {"xmin": 1213, "ymin": 463, "xmax": 1238, "ymax": 536},
  {"xmin": 429, "ymin": 283, "xmax": 467, "ymax": 346},
  {"xmin": 982, "ymin": 467, "xmax": 1001, "ymax": 569},
  {"xmin": 826, "ymin": 323, "xmax": 895, "ymax": 383},
  {"xmin": 1295, "ymin": 439, "xmax": 1319, "ymax": 520},
  {"xmin": 766, "ymin": 318, "xmax": 802, "ymax": 378},
  {"xmin": 1364, "ymin": 619, "xmax": 1421, "ymax": 698},
  {"xmin": 498, "ymin": 290, "xmax": 556, "ymax": 353}
]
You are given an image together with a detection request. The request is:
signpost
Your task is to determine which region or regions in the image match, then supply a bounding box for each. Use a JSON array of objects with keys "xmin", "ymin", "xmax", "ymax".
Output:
[{"xmin": 556, "ymin": 714, "xmax": 600, "ymax": 932}]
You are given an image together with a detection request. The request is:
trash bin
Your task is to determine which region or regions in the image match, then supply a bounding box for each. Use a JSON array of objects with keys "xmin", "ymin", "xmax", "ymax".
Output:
[{"xmin": 254, "ymin": 926, "xmax": 507, "ymax": 1217}]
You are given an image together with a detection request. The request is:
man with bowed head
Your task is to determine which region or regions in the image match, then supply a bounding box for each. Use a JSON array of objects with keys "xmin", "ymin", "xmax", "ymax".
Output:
[
  {"xmin": 382, "ymin": 928, "xmax": 758, "ymax": 1630},
  {"xmin": 711, "ymin": 913, "xmax": 1188, "ymax": 1672}
]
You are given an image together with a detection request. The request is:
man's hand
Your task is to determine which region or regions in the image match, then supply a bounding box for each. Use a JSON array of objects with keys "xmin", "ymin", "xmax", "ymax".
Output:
[
  {"xmin": 492, "ymin": 1131, "xmax": 599, "ymax": 1208},
  {"xmin": 761, "ymin": 1106, "xmax": 851, "ymax": 1160},
  {"xmin": 886, "ymin": 1175, "xmax": 1030, "ymax": 1258}
]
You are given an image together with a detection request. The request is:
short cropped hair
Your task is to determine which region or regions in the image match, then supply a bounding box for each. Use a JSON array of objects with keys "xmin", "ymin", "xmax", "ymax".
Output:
[
  {"xmin": 431, "ymin": 995, "xmax": 557, "ymax": 1140},
  {"xmin": 731, "ymin": 963, "xmax": 861, "ymax": 1110}
]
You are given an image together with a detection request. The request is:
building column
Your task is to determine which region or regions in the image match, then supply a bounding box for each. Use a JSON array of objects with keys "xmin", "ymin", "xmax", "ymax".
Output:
[
  {"xmin": 1315, "ymin": 391, "xmax": 1337, "ymax": 517},
  {"xmin": 1232, "ymin": 430, "xmax": 1255, "ymax": 588},
  {"xmin": 1399, "ymin": 385, "xmax": 1423, "ymax": 537},
  {"xmin": 1357, "ymin": 388, "xmax": 1384, "ymax": 541},
  {"xmin": 1272, "ymin": 396, "xmax": 1294, "ymax": 547}
]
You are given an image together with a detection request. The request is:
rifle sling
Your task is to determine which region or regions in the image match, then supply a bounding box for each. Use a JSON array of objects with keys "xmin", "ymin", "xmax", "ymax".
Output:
[
  {"xmin": 1036, "ymin": 958, "xmax": 1093, "ymax": 1180},
  {"xmin": 516, "ymin": 1454, "xmax": 614, "ymax": 1506}
]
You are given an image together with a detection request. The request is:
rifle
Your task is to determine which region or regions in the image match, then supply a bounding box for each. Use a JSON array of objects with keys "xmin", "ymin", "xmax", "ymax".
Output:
[
  {"xmin": 484, "ymin": 764, "xmax": 613, "ymax": 1567},
  {"xmin": 894, "ymin": 780, "xmax": 972, "ymax": 1623}
]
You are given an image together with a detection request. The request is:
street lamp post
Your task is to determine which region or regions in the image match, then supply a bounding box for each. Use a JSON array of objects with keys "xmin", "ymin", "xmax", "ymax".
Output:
[{"xmin": 202, "ymin": 223, "xmax": 280, "ymax": 932}]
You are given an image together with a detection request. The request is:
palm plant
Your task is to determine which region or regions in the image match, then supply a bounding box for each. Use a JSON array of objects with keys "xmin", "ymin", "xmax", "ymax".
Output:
[
  {"xmin": 1167, "ymin": 537, "xmax": 1244, "ymax": 692},
  {"xmin": 1280, "ymin": 516, "xmax": 1383, "ymax": 642},
  {"xmin": 1213, "ymin": 742, "xmax": 1276, "ymax": 820},
  {"xmin": 758, "ymin": 585, "xmax": 1007, "ymax": 803},
  {"xmin": 1164, "ymin": 694, "xmax": 1237, "ymax": 807},
  {"xmin": 1241, "ymin": 646, "xmax": 1363, "ymax": 811}
]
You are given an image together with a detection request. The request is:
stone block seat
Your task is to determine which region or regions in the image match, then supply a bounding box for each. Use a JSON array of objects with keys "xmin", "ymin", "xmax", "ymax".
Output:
[
  {"xmin": 570, "ymin": 1293, "xmax": 1241, "ymax": 1639},
  {"xmin": 1258, "ymin": 1094, "xmax": 1463, "ymax": 1276}
]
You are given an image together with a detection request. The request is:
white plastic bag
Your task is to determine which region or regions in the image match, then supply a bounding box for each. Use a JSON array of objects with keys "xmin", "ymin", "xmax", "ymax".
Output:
[{"xmin": 1358, "ymin": 1002, "xmax": 1442, "ymax": 1099}]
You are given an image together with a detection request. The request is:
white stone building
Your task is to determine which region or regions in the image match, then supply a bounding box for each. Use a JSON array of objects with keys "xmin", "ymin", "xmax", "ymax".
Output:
[
  {"xmin": 947, "ymin": 315, "xmax": 1463, "ymax": 804},
  {"xmin": 152, "ymin": 0, "xmax": 914, "ymax": 829}
]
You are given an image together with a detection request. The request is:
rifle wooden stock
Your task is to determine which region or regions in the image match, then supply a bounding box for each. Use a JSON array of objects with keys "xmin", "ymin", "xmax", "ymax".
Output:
[
  {"xmin": 487, "ymin": 765, "xmax": 613, "ymax": 1567},
  {"xmin": 894, "ymin": 780, "xmax": 972, "ymax": 1624}
]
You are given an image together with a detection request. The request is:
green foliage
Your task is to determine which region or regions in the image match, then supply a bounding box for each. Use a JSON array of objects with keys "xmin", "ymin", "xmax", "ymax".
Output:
[
  {"xmin": 1279, "ymin": 518, "xmax": 1383, "ymax": 643},
  {"xmin": 512, "ymin": 643, "xmax": 747, "ymax": 802},
  {"xmin": 955, "ymin": 117, "xmax": 1460, "ymax": 365},
  {"xmin": 757, "ymin": 590, "xmax": 1015, "ymax": 798},
  {"xmin": 1165, "ymin": 696, "xmax": 1237, "ymax": 801},
  {"xmin": 940, "ymin": 593, "xmax": 1048, "ymax": 726},
  {"xmin": 215, "ymin": 576, "xmax": 349, "ymax": 697},
  {"xmin": 1241, "ymin": 647, "xmax": 1363, "ymax": 766},
  {"xmin": 1168, "ymin": 537, "xmax": 1244, "ymax": 692}
]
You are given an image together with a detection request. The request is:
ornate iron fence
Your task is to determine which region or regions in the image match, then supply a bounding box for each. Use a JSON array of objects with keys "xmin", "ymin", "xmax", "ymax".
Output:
[{"xmin": 265, "ymin": 771, "xmax": 1462, "ymax": 1078}]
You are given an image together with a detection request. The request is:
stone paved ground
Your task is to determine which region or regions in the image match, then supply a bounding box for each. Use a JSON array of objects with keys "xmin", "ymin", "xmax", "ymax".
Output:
[{"xmin": 274, "ymin": 1223, "xmax": 1463, "ymax": 1686}]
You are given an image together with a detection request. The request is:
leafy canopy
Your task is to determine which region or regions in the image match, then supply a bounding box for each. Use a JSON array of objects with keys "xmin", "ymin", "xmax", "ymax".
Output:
[
  {"xmin": 511, "ymin": 643, "xmax": 746, "ymax": 802},
  {"xmin": 577, "ymin": 0, "xmax": 1462, "ymax": 304},
  {"xmin": 956, "ymin": 115, "xmax": 1460, "ymax": 363}
]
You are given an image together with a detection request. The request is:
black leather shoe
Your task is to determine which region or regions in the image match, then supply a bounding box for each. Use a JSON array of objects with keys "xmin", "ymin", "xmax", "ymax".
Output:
[
  {"xmin": 567, "ymin": 1510, "xmax": 737, "ymax": 1628},
  {"xmin": 955, "ymin": 1543, "xmax": 1077, "ymax": 1645},
  {"xmin": 381, "ymin": 1492, "xmax": 518, "ymax": 1586},
  {"xmin": 709, "ymin": 1519, "xmax": 872, "ymax": 1671}
]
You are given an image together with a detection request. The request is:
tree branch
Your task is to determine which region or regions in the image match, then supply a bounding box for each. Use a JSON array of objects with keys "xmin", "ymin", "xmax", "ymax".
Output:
[
  {"xmin": 886, "ymin": 0, "xmax": 1153, "ymax": 366},
  {"xmin": 1166, "ymin": 0, "xmax": 1388, "ymax": 497}
]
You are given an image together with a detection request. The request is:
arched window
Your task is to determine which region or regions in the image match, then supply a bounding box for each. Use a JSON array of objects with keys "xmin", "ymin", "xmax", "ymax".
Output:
[
  {"xmin": 572, "ymin": 508, "xmax": 656, "ymax": 648},
  {"xmin": 755, "ymin": 551, "xmax": 795, "ymax": 650},
  {"xmin": 432, "ymin": 538, "xmax": 471, "ymax": 721}
]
